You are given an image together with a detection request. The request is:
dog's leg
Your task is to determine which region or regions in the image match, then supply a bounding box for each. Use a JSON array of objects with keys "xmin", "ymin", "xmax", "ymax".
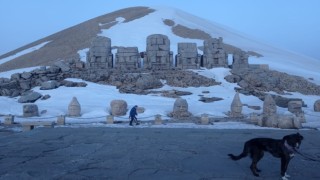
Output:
[
  {"xmin": 281, "ymin": 157, "xmax": 290, "ymax": 180},
  {"xmin": 250, "ymin": 161, "xmax": 259, "ymax": 177},
  {"xmin": 255, "ymin": 151, "xmax": 264, "ymax": 172}
]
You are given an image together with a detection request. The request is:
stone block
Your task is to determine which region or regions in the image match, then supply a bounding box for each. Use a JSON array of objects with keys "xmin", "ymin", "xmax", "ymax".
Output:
[
  {"xmin": 106, "ymin": 115, "xmax": 114, "ymax": 124},
  {"xmin": 200, "ymin": 114, "xmax": 209, "ymax": 125},
  {"xmin": 278, "ymin": 115, "xmax": 296, "ymax": 129},
  {"xmin": 23, "ymin": 104, "xmax": 39, "ymax": 117},
  {"xmin": 4, "ymin": 115, "xmax": 14, "ymax": 125},
  {"xmin": 154, "ymin": 114, "xmax": 162, "ymax": 125},
  {"xmin": 57, "ymin": 115, "xmax": 66, "ymax": 125},
  {"xmin": 21, "ymin": 121, "xmax": 55, "ymax": 131}
]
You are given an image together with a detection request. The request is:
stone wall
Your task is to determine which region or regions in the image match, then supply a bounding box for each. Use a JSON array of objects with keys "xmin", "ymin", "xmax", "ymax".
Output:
[
  {"xmin": 143, "ymin": 34, "xmax": 173, "ymax": 70},
  {"xmin": 202, "ymin": 37, "xmax": 228, "ymax": 68},
  {"xmin": 86, "ymin": 36, "xmax": 113, "ymax": 70},
  {"xmin": 176, "ymin": 43, "xmax": 200, "ymax": 69},
  {"xmin": 115, "ymin": 47, "xmax": 141, "ymax": 70},
  {"xmin": 232, "ymin": 51, "xmax": 249, "ymax": 71}
]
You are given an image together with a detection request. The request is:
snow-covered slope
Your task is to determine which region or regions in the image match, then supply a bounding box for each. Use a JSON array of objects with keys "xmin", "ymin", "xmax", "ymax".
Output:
[{"xmin": 100, "ymin": 6, "xmax": 320, "ymax": 83}]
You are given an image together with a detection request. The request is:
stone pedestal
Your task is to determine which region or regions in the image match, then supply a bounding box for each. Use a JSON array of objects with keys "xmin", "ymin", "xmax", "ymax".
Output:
[
  {"xmin": 57, "ymin": 115, "xmax": 66, "ymax": 125},
  {"xmin": 4, "ymin": 115, "xmax": 15, "ymax": 125},
  {"xmin": 154, "ymin": 114, "xmax": 162, "ymax": 125},
  {"xmin": 106, "ymin": 115, "xmax": 114, "ymax": 124},
  {"xmin": 200, "ymin": 114, "xmax": 209, "ymax": 125}
]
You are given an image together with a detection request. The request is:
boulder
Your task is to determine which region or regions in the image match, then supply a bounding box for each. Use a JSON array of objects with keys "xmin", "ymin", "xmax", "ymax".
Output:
[
  {"xmin": 21, "ymin": 72, "xmax": 32, "ymax": 79},
  {"xmin": 40, "ymin": 80, "xmax": 60, "ymax": 90},
  {"xmin": 53, "ymin": 61, "xmax": 71, "ymax": 72},
  {"xmin": 18, "ymin": 92, "xmax": 42, "ymax": 103}
]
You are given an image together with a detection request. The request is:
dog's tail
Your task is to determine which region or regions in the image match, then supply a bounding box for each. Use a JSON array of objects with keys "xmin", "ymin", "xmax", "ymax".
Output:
[{"xmin": 228, "ymin": 142, "xmax": 250, "ymax": 161}]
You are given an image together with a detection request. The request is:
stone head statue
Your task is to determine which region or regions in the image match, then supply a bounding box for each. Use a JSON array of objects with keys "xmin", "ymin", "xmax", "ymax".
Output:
[
  {"xmin": 170, "ymin": 98, "xmax": 192, "ymax": 119},
  {"xmin": 173, "ymin": 98, "xmax": 188, "ymax": 113},
  {"xmin": 110, "ymin": 100, "xmax": 128, "ymax": 116}
]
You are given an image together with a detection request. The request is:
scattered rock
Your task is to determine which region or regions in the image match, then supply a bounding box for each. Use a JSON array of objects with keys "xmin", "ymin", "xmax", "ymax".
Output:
[
  {"xmin": 199, "ymin": 97, "xmax": 223, "ymax": 103},
  {"xmin": 18, "ymin": 92, "xmax": 42, "ymax": 103},
  {"xmin": 40, "ymin": 80, "xmax": 60, "ymax": 90},
  {"xmin": 41, "ymin": 94, "xmax": 51, "ymax": 100}
]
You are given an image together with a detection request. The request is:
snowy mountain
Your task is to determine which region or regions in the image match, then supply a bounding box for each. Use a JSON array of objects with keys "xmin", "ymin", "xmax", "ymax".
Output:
[{"xmin": 0, "ymin": 6, "xmax": 320, "ymax": 130}]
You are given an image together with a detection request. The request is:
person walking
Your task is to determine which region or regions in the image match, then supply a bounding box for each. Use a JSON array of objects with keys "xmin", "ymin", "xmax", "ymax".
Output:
[{"xmin": 129, "ymin": 105, "xmax": 139, "ymax": 126}]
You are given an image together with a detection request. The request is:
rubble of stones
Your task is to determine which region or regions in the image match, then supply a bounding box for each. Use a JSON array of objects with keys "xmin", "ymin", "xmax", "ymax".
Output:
[
  {"xmin": 0, "ymin": 34, "xmax": 320, "ymax": 109},
  {"xmin": 225, "ymin": 68, "xmax": 320, "ymax": 107}
]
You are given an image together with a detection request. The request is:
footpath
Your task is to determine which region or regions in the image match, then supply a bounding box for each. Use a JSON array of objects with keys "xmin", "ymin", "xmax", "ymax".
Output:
[{"xmin": 0, "ymin": 127, "xmax": 319, "ymax": 180}]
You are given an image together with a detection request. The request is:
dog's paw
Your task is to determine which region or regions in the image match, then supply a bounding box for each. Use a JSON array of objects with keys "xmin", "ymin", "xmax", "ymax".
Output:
[
  {"xmin": 281, "ymin": 176, "xmax": 289, "ymax": 180},
  {"xmin": 285, "ymin": 173, "xmax": 290, "ymax": 178}
]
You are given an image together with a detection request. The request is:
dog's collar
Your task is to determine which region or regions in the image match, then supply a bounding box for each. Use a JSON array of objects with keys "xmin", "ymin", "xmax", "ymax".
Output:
[{"xmin": 284, "ymin": 140, "xmax": 295, "ymax": 154}]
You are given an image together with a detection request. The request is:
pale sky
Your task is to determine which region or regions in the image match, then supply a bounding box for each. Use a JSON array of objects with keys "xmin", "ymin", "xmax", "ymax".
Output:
[{"xmin": 0, "ymin": 0, "xmax": 319, "ymax": 60}]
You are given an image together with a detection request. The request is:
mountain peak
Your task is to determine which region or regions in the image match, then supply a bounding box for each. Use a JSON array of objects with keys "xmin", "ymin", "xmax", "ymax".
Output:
[{"xmin": 0, "ymin": 6, "xmax": 319, "ymax": 83}]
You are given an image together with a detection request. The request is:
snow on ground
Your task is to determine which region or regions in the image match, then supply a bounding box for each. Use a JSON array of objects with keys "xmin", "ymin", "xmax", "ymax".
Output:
[{"xmin": 0, "ymin": 67, "xmax": 319, "ymax": 131}]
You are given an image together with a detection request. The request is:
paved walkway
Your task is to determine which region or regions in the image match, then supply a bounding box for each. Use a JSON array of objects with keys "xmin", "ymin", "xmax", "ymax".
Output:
[{"xmin": 0, "ymin": 127, "xmax": 319, "ymax": 180}]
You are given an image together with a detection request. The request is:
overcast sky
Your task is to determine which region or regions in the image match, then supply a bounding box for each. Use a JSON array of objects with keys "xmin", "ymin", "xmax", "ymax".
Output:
[{"xmin": 0, "ymin": 0, "xmax": 319, "ymax": 60}]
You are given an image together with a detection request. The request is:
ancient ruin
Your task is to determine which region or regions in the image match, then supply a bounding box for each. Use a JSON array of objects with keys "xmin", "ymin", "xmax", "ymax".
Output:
[
  {"xmin": 176, "ymin": 43, "xmax": 200, "ymax": 69},
  {"xmin": 202, "ymin": 37, "xmax": 228, "ymax": 68},
  {"xmin": 229, "ymin": 92, "xmax": 243, "ymax": 118},
  {"xmin": 68, "ymin": 97, "xmax": 81, "ymax": 117},
  {"xmin": 261, "ymin": 94, "xmax": 278, "ymax": 127},
  {"xmin": 143, "ymin": 34, "xmax": 173, "ymax": 69},
  {"xmin": 232, "ymin": 51, "xmax": 249, "ymax": 71},
  {"xmin": 115, "ymin": 47, "xmax": 141, "ymax": 70},
  {"xmin": 86, "ymin": 36, "xmax": 113, "ymax": 70},
  {"xmin": 1, "ymin": 33, "xmax": 319, "ymax": 130},
  {"xmin": 110, "ymin": 100, "xmax": 128, "ymax": 116},
  {"xmin": 168, "ymin": 98, "xmax": 192, "ymax": 119}
]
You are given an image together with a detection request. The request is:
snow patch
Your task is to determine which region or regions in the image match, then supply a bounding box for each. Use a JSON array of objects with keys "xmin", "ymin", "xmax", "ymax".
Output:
[{"xmin": 0, "ymin": 41, "xmax": 51, "ymax": 65}]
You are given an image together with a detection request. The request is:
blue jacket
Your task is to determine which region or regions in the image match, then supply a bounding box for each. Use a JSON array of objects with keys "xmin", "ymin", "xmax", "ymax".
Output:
[{"xmin": 129, "ymin": 106, "xmax": 137, "ymax": 117}]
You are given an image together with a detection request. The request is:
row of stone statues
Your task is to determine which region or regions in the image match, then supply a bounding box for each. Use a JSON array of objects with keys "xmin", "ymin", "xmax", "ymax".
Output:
[
  {"xmin": 13, "ymin": 92, "xmax": 306, "ymax": 129},
  {"xmin": 86, "ymin": 34, "xmax": 249, "ymax": 71}
]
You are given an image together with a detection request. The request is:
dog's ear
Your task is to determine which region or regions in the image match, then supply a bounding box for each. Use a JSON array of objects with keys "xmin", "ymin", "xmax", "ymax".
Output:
[{"xmin": 297, "ymin": 133, "xmax": 304, "ymax": 140}]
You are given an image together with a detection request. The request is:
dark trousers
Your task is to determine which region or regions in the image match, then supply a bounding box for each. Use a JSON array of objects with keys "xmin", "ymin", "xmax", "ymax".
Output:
[{"xmin": 129, "ymin": 116, "xmax": 138, "ymax": 125}]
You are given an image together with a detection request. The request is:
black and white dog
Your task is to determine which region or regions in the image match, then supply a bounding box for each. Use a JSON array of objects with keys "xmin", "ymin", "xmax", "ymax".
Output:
[{"xmin": 228, "ymin": 133, "xmax": 303, "ymax": 180}]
